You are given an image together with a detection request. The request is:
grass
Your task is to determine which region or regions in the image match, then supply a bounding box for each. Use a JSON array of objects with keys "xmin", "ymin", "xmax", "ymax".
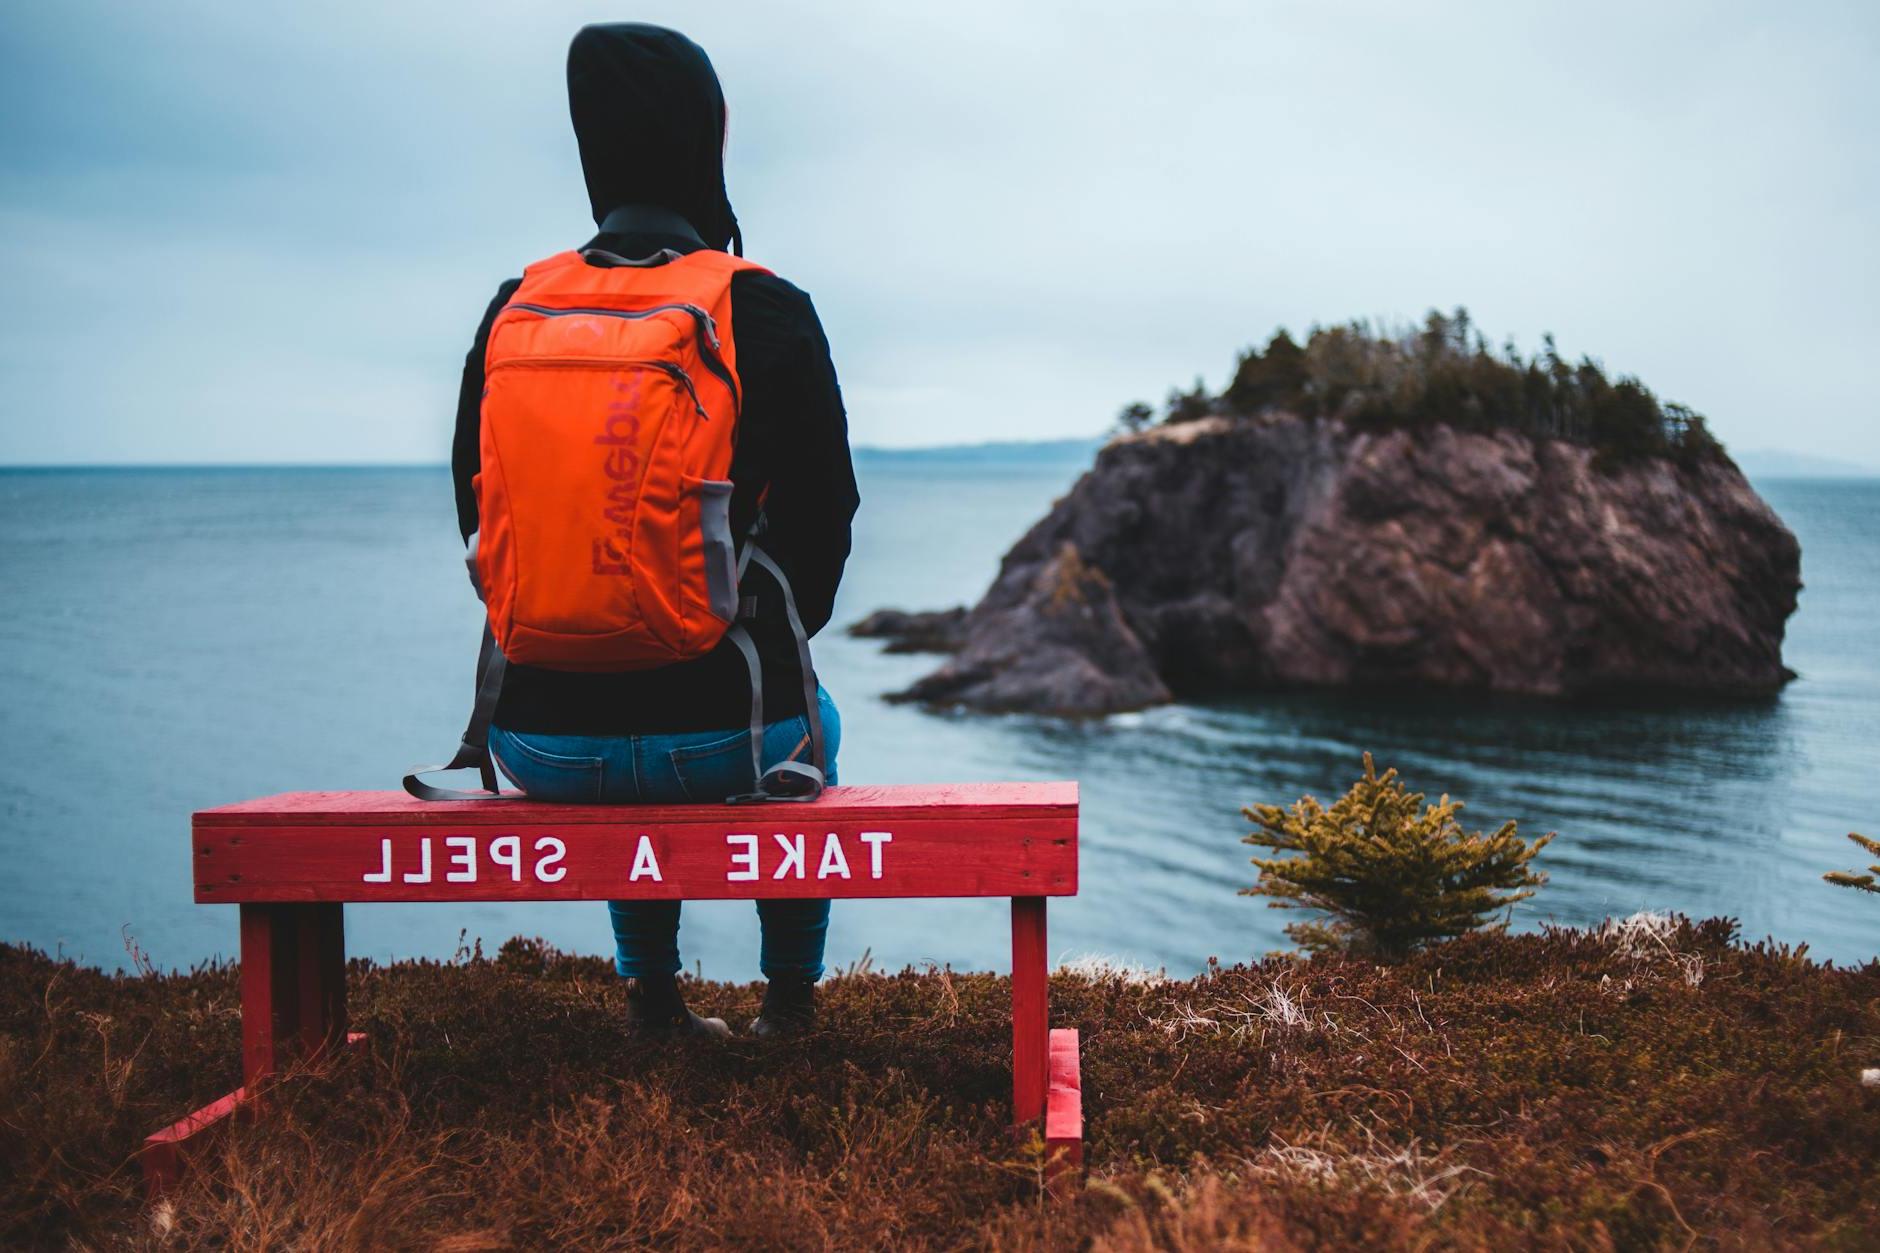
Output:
[{"xmin": 4, "ymin": 918, "xmax": 1877, "ymax": 1249}]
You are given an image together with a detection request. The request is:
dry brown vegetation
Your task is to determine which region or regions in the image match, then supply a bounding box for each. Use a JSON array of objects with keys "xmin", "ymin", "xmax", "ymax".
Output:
[{"xmin": 4, "ymin": 918, "xmax": 1877, "ymax": 1249}]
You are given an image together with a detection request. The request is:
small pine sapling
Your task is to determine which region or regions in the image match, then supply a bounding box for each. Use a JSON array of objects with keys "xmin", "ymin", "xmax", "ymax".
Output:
[
  {"xmin": 1824, "ymin": 833, "xmax": 1879, "ymax": 896},
  {"xmin": 1243, "ymin": 754, "xmax": 1552, "ymax": 959}
]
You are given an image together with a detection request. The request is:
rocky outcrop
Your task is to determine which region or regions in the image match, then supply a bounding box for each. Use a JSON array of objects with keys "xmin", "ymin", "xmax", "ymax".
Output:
[
  {"xmin": 859, "ymin": 414, "xmax": 1801, "ymax": 715},
  {"xmin": 887, "ymin": 543, "xmax": 1171, "ymax": 715},
  {"xmin": 846, "ymin": 607, "xmax": 968, "ymax": 654}
]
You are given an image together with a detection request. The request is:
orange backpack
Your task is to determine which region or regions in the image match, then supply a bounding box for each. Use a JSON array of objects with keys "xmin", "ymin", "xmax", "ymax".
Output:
[{"xmin": 405, "ymin": 245, "xmax": 826, "ymax": 803}]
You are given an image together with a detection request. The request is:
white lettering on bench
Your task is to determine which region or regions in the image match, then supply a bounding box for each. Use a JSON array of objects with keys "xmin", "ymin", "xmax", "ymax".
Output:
[
  {"xmin": 357, "ymin": 828, "xmax": 899, "ymax": 887},
  {"xmin": 860, "ymin": 831, "xmax": 892, "ymax": 879},
  {"xmin": 361, "ymin": 834, "xmax": 570, "ymax": 885},
  {"xmin": 629, "ymin": 835, "xmax": 662, "ymax": 882},
  {"xmin": 729, "ymin": 831, "xmax": 889, "ymax": 881},
  {"xmin": 773, "ymin": 833, "xmax": 806, "ymax": 879},
  {"xmin": 446, "ymin": 836, "xmax": 477, "ymax": 883},
  {"xmin": 726, "ymin": 834, "xmax": 759, "ymax": 881},
  {"xmin": 403, "ymin": 838, "xmax": 433, "ymax": 883},
  {"xmin": 818, "ymin": 832, "xmax": 851, "ymax": 880}
]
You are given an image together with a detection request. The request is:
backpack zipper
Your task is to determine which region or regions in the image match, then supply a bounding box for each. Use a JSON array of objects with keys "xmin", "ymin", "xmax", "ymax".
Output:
[
  {"xmin": 507, "ymin": 302, "xmax": 738, "ymax": 403},
  {"xmin": 654, "ymin": 360, "xmax": 708, "ymax": 420},
  {"xmin": 488, "ymin": 355, "xmax": 708, "ymax": 421}
]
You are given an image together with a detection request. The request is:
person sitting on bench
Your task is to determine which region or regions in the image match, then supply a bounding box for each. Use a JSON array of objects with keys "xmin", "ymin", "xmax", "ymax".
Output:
[{"xmin": 445, "ymin": 23, "xmax": 859, "ymax": 1040}]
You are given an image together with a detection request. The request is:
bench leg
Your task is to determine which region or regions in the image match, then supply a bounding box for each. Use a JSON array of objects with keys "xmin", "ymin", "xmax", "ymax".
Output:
[
  {"xmin": 294, "ymin": 903, "xmax": 348, "ymax": 1062},
  {"xmin": 241, "ymin": 902, "xmax": 347, "ymax": 1085},
  {"xmin": 1011, "ymin": 896, "xmax": 1048, "ymax": 1126},
  {"xmin": 240, "ymin": 903, "xmax": 294, "ymax": 1085},
  {"xmin": 142, "ymin": 903, "xmax": 351, "ymax": 1198}
]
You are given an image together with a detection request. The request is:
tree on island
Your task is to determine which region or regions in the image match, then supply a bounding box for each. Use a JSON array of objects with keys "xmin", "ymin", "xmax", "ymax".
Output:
[
  {"xmin": 1166, "ymin": 307, "xmax": 1726, "ymax": 469},
  {"xmin": 1114, "ymin": 401, "xmax": 1155, "ymax": 435}
]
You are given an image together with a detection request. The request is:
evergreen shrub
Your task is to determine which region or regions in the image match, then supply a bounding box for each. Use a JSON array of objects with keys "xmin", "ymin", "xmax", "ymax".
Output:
[{"xmin": 1243, "ymin": 753, "xmax": 1551, "ymax": 959}]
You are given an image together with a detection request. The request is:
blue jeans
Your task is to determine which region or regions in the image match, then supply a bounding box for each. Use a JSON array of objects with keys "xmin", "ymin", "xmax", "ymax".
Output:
[{"xmin": 488, "ymin": 687, "xmax": 840, "ymax": 981}]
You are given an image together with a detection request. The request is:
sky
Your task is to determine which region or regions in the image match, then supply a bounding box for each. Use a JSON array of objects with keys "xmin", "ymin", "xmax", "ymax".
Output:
[{"xmin": 1, "ymin": 1, "xmax": 1876, "ymax": 464}]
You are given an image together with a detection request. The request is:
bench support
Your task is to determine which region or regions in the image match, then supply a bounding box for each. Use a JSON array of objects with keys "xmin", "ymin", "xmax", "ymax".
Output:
[
  {"xmin": 1045, "ymin": 1028, "xmax": 1084, "ymax": 1191},
  {"xmin": 141, "ymin": 903, "xmax": 353, "ymax": 1196},
  {"xmin": 1012, "ymin": 898, "xmax": 1083, "ymax": 1189},
  {"xmin": 147, "ymin": 854, "xmax": 1085, "ymax": 1197},
  {"xmin": 243, "ymin": 902, "xmax": 349, "ymax": 1083},
  {"xmin": 1011, "ymin": 896, "xmax": 1049, "ymax": 1125}
]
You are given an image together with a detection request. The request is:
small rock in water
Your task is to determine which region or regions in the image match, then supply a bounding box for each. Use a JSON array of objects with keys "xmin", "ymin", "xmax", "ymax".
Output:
[{"xmin": 1863, "ymin": 1068, "xmax": 1880, "ymax": 1088}]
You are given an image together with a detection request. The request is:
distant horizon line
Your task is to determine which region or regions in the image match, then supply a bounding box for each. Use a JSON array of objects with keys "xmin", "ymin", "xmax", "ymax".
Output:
[
  {"xmin": 3, "ymin": 436, "xmax": 1877, "ymax": 478},
  {"xmin": 0, "ymin": 435, "xmax": 1108, "ymax": 471}
]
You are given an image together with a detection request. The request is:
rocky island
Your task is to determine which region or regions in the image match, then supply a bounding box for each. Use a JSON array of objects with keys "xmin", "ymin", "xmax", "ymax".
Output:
[{"xmin": 855, "ymin": 311, "xmax": 1802, "ymax": 715}]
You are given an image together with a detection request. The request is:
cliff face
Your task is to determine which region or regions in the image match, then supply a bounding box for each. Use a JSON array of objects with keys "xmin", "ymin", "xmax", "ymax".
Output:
[{"xmin": 880, "ymin": 414, "xmax": 1801, "ymax": 715}]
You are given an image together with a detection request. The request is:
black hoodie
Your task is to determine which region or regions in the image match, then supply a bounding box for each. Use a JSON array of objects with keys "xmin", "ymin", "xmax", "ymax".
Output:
[
  {"xmin": 451, "ymin": 24, "xmax": 859, "ymax": 735},
  {"xmin": 567, "ymin": 23, "xmax": 740, "ymax": 250}
]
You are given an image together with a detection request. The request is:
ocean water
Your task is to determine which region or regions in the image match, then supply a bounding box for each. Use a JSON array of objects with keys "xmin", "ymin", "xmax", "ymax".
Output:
[{"xmin": 1, "ymin": 455, "xmax": 1875, "ymax": 976}]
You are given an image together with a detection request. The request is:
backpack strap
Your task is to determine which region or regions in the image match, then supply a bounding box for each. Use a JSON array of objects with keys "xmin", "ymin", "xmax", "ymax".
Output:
[
  {"xmin": 580, "ymin": 246, "xmax": 686, "ymax": 268},
  {"xmin": 724, "ymin": 538, "xmax": 828, "ymax": 804},
  {"xmin": 748, "ymin": 547, "xmax": 828, "ymax": 776},
  {"xmin": 401, "ymin": 621, "xmax": 508, "ymax": 801},
  {"xmin": 402, "ymin": 532, "xmax": 508, "ymax": 800}
]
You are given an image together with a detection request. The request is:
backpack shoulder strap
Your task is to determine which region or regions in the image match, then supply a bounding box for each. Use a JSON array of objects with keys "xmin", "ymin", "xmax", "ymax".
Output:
[
  {"xmin": 723, "ymin": 537, "xmax": 828, "ymax": 805},
  {"xmin": 669, "ymin": 249, "xmax": 774, "ymax": 282},
  {"xmin": 518, "ymin": 249, "xmax": 588, "ymax": 280},
  {"xmin": 402, "ymin": 620, "xmax": 508, "ymax": 801}
]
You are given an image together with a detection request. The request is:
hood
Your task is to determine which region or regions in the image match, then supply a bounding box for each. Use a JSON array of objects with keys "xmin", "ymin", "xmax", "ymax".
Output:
[{"xmin": 566, "ymin": 23, "xmax": 739, "ymax": 252}]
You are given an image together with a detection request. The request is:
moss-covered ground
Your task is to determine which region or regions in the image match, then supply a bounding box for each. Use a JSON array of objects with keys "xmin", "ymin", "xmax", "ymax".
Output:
[{"xmin": 4, "ymin": 918, "xmax": 1876, "ymax": 1249}]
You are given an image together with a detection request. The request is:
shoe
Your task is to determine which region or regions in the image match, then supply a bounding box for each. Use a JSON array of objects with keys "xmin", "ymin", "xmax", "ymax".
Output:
[
  {"xmin": 749, "ymin": 975, "xmax": 817, "ymax": 1038},
  {"xmin": 623, "ymin": 974, "xmax": 730, "ymax": 1039}
]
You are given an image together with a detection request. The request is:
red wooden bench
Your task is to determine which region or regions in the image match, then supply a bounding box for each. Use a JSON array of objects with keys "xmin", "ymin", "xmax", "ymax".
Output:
[{"xmin": 142, "ymin": 782, "xmax": 1082, "ymax": 1194}]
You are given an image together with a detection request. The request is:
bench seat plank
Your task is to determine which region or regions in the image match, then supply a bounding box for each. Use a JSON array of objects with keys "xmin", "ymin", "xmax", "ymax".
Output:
[
  {"xmin": 197, "ymin": 782, "xmax": 1076, "ymax": 825},
  {"xmin": 194, "ymin": 784, "xmax": 1078, "ymax": 904}
]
